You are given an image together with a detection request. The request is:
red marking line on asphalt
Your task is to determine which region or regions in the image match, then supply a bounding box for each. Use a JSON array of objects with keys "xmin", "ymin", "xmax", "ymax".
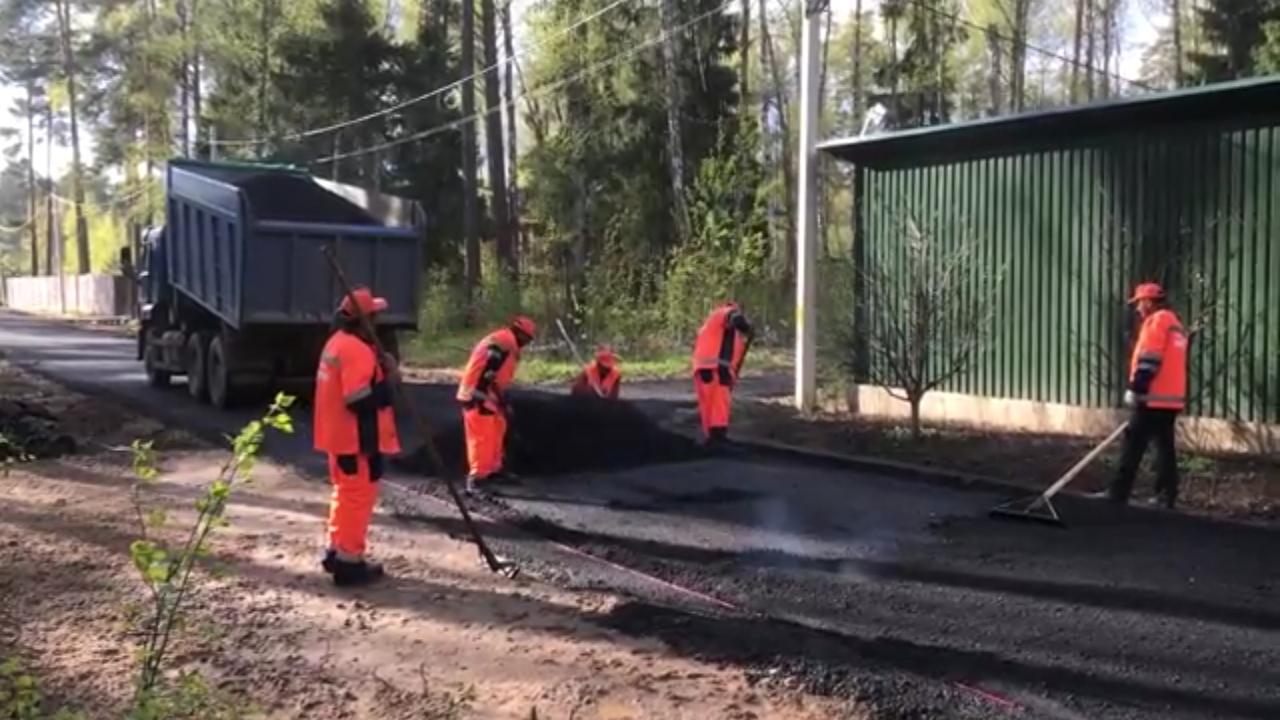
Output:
[
  {"xmin": 953, "ymin": 682, "xmax": 1025, "ymax": 711},
  {"xmin": 401, "ymin": 485, "xmax": 742, "ymax": 612}
]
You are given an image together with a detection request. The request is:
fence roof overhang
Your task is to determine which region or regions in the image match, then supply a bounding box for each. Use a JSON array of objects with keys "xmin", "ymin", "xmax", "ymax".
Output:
[{"xmin": 819, "ymin": 76, "xmax": 1280, "ymax": 170}]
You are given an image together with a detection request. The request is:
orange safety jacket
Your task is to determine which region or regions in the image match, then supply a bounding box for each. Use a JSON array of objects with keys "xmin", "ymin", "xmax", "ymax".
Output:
[
  {"xmin": 692, "ymin": 304, "xmax": 750, "ymax": 384},
  {"xmin": 313, "ymin": 330, "xmax": 401, "ymax": 456},
  {"xmin": 457, "ymin": 328, "xmax": 521, "ymax": 411},
  {"xmin": 572, "ymin": 362, "xmax": 621, "ymax": 399},
  {"xmin": 1129, "ymin": 308, "xmax": 1188, "ymax": 411}
]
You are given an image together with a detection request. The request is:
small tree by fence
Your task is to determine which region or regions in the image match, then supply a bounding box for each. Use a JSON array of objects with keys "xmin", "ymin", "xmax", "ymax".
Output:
[{"xmin": 851, "ymin": 216, "xmax": 1006, "ymax": 439}]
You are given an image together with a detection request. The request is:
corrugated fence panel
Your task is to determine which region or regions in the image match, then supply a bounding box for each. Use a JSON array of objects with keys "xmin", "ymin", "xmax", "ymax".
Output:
[{"xmin": 855, "ymin": 122, "xmax": 1280, "ymax": 424}]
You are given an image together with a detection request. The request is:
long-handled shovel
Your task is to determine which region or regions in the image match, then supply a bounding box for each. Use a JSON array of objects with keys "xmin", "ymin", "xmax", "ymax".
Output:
[
  {"xmin": 555, "ymin": 318, "xmax": 604, "ymax": 397},
  {"xmin": 989, "ymin": 421, "xmax": 1130, "ymax": 527},
  {"xmin": 322, "ymin": 247, "xmax": 518, "ymax": 577}
]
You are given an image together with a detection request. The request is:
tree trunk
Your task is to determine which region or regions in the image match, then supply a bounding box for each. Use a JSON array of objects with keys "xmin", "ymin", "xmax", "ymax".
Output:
[
  {"xmin": 25, "ymin": 84, "xmax": 39, "ymax": 276},
  {"xmin": 760, "ymin": 0, "xmax": 794, "ymax": 275},
  {"xmin": 739, "ymin": 0, "xmax": 750, "ymax": 98},
  {"xmin": 1100, "ymin": 0, "xmax": 1111, "ymax": 98},
  {"xmin": 461, "ymin": 0, "xmax": 481, "ymax": 305},
  {"xmin": 909, "ymin": 395, "xmax": 922, "ymax": 441},
  {"xmin": 1085, "ymin": 0, "xmax": 1096, "ymax": 100},
  {"xmin": 54, "ymin": 0, "xmax": 90, "ymax": 275},
  {"xmin": 987, "ymin": 25, "xmax": 1004, "ymax": 116},
  {"xmin": 852, "ymin": 0, "xmax": 864, "ymax": 122},
  {"xmin": 659, "ymin": 0, "xmax": 690, "ymax": 241},
  {"xmin": 179, "ymin": 0, "xmax": 191, "ymax": 156},
  {"xmin": 482, "ymin": 0, "xmax": 514, "ymax": 279},
  {"xmin": 1012, "ymin": 0, "xmax": 1029, "ymax": 111},
  {"xmin": 44, "ymin": 105, "xmax": 54, "ymax": 275},
  {"xmin": 502, "ymin": 0, "xmax": 520, "ymax": 271},
  {"xmin": 1171, "ymin": 0, "xmax": 1182, "ymax": 86},
  {"xmin": 1071, "ymin": 0, "xmax": 1084, "ymax": 101},
  {"xmin": 192, "ymin": 0, "xmax": 202, "ymax": 154},
  {"xmin": 258, "ymin": 0, "xmax": 275, "ymax": 141}
]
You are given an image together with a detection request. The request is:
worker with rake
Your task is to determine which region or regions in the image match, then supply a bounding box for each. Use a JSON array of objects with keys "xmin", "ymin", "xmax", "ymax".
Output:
[
  {"xmin": 457, "ymin": 316, "xmax": 537, "ymax": 494},
  {"xmin": 313, "ymin": 287, "xmax": 401, "ymax": 587},
  {"xmin": 1104, "ymin": 282, "xmax": 1189, "ymax": 509}
]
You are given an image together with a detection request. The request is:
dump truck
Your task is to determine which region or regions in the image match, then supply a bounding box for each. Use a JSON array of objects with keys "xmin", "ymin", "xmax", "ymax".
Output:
[{"xmin": 136, "ymin": 160, "xmax": 423, "ymax": 409}]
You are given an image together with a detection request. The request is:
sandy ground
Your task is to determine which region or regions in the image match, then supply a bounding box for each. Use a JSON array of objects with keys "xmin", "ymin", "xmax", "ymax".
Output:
[{"xmin": 0, "ymin": 362, "xmax": 853, "ymax": 720}]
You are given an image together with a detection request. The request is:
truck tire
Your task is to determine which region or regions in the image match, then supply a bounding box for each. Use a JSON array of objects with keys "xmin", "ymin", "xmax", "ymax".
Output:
[
  {"xmin": 207, "ymin": 335, "xmax": 235, "ymax": 410},
  {"xmin": 186, "ymin": 332, "xmax": 210, "ymax": 403}
]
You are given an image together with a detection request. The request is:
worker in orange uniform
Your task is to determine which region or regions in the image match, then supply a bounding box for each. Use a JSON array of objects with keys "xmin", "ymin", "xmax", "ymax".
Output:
[
  {"xmin": 1106, "ymin": 282, "xmax": 1188, "ymax": 508},
  {"xmin": 457, "ymin": 316, "xmax": 536, "ymax": 493},
  {"xmin": 571, "ymin": 347, "xmax": 622, "ymax": 399},
  {"xmin": 692, "ymin": 302, "xmax": 753, "ymax": 446},
  {"xmin": 314, "ymin": 287, "xmax": 400, "ymax": 587}
]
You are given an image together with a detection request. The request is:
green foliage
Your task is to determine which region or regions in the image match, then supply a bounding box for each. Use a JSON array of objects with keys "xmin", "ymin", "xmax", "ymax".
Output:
[
  {"xmin": 128, "ymin": 670, "xmax": 251, "ymax": 720},
  {"xmin": 127, "ymin": 394, "xmax": 295, "ymax": 710},
  {"xmin": 0, "ymin": 658, "xmax": 84, "ymax": 720},
  {"xmin": 1189, "ymin": 0, "xmax": 1280, "ymax": 82},
  {"xmin": 663, "ymin": 118, "xmax": 772, "ymax": 338}
]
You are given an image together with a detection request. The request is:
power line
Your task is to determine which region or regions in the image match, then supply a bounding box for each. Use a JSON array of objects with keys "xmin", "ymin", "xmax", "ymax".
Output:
[
  {"xmin": 308, "ymin": 0, "xmax": 737, "ymax": 167},
  {"xmin": 212, "ymin": 0, "xmax": 637, "ymax": 149},
  {"xmin": 906, "ymin": 0, "xmax": 1154, "ymax": 92}
]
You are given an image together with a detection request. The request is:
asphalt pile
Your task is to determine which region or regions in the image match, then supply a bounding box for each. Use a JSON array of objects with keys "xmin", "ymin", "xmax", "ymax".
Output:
[
  {"xmin": 393, "ymin": 394, "xmax": 705, "ymax": 478},
  {"xmin": 0, "ymin": 399, "xmax": 76, "ymax": 462}
]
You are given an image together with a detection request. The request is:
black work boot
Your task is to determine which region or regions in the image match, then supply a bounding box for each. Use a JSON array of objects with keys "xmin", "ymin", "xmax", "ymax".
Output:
[
  {"xmin": 705, "ymin": 427, "xmax": 729, "ymax": 451},
  {"xmin": 488, "ymin": 469, "xmax": 521, "ymax": 486},
  {"xmin": 332, "ymin": 558, "xmax": 386, "ymax": 587},
  {"xmin": 321, "ymin": 549, "xmax": 337, "ymax": 574}
]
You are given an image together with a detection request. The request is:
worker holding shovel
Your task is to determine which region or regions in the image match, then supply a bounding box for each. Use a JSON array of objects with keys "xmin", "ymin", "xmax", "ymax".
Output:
[
  {"xmin": 692, "ymin": 302, "xmax": 753, "ymax": 447},
  {"xmin": 571, "ymin": 347, "xmax": 622, "ymax": 399},
  {"xmin": 314, "ymin": 286, "xmax": 401, "ymax": 587}
]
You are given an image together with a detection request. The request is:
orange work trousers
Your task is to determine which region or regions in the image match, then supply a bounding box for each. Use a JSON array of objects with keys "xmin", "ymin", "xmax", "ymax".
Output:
[
  {"xmin": 694, "ymin": 373, "xmax": 732, "ymax": 438},
  {"xmin": 462, "ymin": 406, "xmax": 507, "ymax": 478},
  {"xmin": 327, "ymin": 454, "xmax": 379, "ymax": 558}
]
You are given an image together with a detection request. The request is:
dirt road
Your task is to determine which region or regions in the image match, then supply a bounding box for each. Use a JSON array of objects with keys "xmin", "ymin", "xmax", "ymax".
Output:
[{"xmin": 2, "ymin": 311, "xmax": 1279, "ymax": 720}]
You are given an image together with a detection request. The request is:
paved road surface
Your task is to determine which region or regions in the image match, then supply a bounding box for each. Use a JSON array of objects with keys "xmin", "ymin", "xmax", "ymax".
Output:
[{"xmin": 2, "ymin": 311, "xmax": 1278, "ymax": 720}]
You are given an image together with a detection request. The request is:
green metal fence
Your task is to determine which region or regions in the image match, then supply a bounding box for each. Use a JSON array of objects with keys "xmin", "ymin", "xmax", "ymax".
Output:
[{"xmin": 850, "ymin": 122, "xmax": 1280, "ymax": 424}]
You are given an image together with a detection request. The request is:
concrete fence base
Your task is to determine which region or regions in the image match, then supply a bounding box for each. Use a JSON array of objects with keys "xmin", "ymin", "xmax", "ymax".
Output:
[
  {"xmin": 2, "ymin": 274, "xmax": 133, "ymax": 317},
  {"xmin": 840, "ymin": 384, "xmax": 1280, "ymax": 457}
]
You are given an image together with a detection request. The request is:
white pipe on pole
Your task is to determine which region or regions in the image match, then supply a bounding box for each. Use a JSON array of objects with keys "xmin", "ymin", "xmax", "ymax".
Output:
[{"xmin": 794, "ymin": 0, "xmax": 826, "ymax": 412}]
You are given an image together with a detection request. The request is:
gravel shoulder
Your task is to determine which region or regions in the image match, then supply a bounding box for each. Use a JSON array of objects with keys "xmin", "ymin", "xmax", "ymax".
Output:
[{"xmin": 0, "ymin": 360, "xmax": 853, "ymax": 720}]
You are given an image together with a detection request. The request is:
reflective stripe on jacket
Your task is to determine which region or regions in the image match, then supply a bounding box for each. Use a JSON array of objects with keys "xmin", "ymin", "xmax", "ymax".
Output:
[
  {"xmin": 1129, "ymin": 308, "xmax": 1188, "ymax": 410},
  {"xmin": 457, "ymin": 328, "xmax": 520, "ymax": 408},
  {"xmin": 313, "ymin": 330, "xmax": 400, "ymax": 455},
  {"xmin": 692, "ymin": 304, "xmax": 748, "ymax": 380}
]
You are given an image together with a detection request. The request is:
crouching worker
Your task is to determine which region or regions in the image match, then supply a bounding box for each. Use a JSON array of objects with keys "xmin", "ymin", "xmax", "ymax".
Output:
[
  {"xmin": 457, "ymin": 316, "xmax": 536, "ymax": 493},
  {"xmin": 692, "ymin": 302, "xmax": 752, "ymax": 446},
  {"xmin": 313, "ymin": 287, "xmax": 400, "ymax": 587},
  {"xmin": 571, "ymin": 347, "xmax": 621, "ymax": 399}
]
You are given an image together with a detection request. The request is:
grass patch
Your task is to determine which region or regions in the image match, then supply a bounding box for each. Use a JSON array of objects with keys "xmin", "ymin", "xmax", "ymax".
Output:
[{"xmin": 402, "ymin": 330, "xmax": 791, "ymax": 384}]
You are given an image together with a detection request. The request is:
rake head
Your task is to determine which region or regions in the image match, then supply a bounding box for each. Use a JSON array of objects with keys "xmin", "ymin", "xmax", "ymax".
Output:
[{"xmin": 989, "ymin": 494, "xmax": 1066, "ymax": 527}]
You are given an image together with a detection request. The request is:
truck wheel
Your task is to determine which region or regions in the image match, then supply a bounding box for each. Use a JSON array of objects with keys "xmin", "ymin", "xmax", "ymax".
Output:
[
  {"xmin": 207, "ymin": 335, "xmax": 235, "ymax": 410},
  {"xmin": 186, "ymin": 332, "xmax": 210, "ymax": 403}
]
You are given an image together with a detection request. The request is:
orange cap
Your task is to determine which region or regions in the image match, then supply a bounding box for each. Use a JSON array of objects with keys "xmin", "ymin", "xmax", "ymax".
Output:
[
  {"xmin": 1128, "ymin": 282, "xmax": 1166, "ymax": 303},
  {"xmin": 339, "ymin": 286, "xmax": 388, "ymax": 317},
  {"xmin": 511, "ymin": 315, "xmax": 537, "ymax": 339}
]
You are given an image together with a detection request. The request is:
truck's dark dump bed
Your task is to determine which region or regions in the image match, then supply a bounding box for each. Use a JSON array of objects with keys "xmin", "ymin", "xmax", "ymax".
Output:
[{"xmin": 164, "ymin": 160, "xmax": 421, "ymax": 330}]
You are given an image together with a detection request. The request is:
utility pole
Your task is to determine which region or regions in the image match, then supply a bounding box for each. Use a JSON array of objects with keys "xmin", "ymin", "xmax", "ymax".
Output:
[{"xmin": 794, "ymin": 0, "xmax": 827, "ymax": 412}]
